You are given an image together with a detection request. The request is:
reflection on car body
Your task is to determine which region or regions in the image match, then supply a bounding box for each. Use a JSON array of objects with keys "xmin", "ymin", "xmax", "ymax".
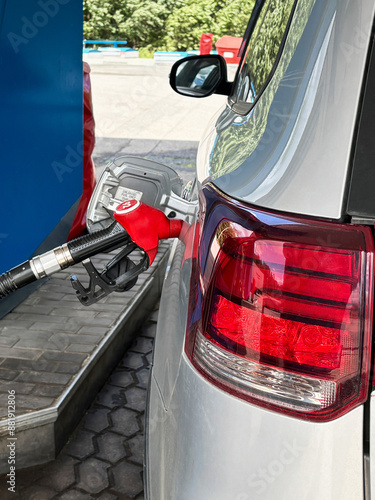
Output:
[{"xmin": 145, "ymin": 0, "xmax": 375, "ymax": 499}]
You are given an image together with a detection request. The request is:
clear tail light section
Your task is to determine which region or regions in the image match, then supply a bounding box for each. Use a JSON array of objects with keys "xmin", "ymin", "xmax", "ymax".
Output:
[{"xmin": 186, "ymin": 185, "xmax": 374, "ymax": 421}]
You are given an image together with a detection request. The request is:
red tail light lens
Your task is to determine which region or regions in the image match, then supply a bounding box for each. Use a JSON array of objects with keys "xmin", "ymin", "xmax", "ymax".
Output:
[{"xmin": 186, "ymin": 186, "xmax": 374, "ymax": 421}]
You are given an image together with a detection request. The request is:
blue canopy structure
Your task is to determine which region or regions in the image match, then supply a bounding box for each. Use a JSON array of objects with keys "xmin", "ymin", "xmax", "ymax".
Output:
[{"xmin": 0, "ymin": 0, "xmax": 83, "ymax": 274}]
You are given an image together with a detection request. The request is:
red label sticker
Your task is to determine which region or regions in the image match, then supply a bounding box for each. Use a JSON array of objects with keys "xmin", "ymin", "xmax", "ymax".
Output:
[{"xmin": 116, "ymin": 199, "xmax": 140, "ymax": 214}]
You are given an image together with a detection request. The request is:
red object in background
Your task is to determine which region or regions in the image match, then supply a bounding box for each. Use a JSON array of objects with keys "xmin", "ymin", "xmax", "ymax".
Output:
[
  {"xmin": 114, "ymin": 201, "xmax": 183, "ymax": 265},
  {"xmin": 200, "ymin": 33, "xmax": 213, "ymax": 55},
  {"xmin": 216, "ymin": 36, "xmax": 243, "ymax": 64},
  {"xmin": 68, "ymin": 62, "xmax": 97, "ymax": 240}
]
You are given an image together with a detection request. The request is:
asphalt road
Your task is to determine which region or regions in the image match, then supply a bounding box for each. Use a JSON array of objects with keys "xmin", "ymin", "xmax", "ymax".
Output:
[
  {"xmin": 89, "ymin": 57, "xmax": 229, "ymax": 186},
  {"xmin": 88, "ymin": 57, "xmax": 228, "ymax": 142}
]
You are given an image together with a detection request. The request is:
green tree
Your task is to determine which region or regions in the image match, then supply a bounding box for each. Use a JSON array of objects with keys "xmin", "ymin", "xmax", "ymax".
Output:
[
  {"xmin": 83, "ymin": 0, "xmax": 130, "ymax": 40},
  {"xmin": 84, "ymin": 0, "xmax": 255, "ymax": 51},
  {"xmin": 165, "ymin": 0, "xmax": 254, "ymax": 51},
  {"xmin": 122, "ymin": 0, "xmax": 169, "ymax": 48},
  {"xmin": 166, "ymin": 0, "xmax": 221, "ymax": 51}
]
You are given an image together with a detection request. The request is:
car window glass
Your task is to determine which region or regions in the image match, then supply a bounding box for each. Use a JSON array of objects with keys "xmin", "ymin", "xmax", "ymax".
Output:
[{"xmin": 232, "ymin": 0, "xmax": 295, "ymax": 105}]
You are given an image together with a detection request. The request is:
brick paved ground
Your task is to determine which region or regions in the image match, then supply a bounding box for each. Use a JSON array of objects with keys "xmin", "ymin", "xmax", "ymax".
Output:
[
  {"xmin": 0, "ymin": 308, "xmax": 158, "ymax": 500},
  {"xmin": 0, "ymin": 245, "xmax": 166, "ymax": 421}
]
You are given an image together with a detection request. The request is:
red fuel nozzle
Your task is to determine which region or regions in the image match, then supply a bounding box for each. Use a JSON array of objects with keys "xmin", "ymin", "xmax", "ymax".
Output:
[{"xmin": 114, "ymin": 200, "xmax": 183, "ymax": 265}]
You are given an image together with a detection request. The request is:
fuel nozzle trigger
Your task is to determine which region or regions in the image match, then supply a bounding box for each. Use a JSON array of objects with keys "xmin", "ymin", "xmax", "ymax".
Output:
[{"xmin": 70, "ymin": 242, "xmax": 149, "ymax": 306}]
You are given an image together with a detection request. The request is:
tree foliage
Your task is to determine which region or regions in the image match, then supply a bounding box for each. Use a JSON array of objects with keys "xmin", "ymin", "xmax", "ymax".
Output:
[
  {"xmin": 83, "ymin": 0, "xmax": 130, "ymax": 40},
  {"xmin": 83, "ymin": 0, "xmax": 255, "ymax": 51},
  {"xmin": 122, "ymin": 0, "xmax": 170, "ymax": 48},
  {"xmin": 166, "ymin": 0, "xmax": 255, "ymax": 51},
  {"xmin": 165, "ymin": 0, "xmax": 220, "ymax": 51}
]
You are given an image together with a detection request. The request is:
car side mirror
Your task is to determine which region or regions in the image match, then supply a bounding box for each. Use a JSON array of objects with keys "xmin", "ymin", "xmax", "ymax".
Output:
[{"xmin": 170, "ymin": 55, "xmax": 232, "ymax": 97}]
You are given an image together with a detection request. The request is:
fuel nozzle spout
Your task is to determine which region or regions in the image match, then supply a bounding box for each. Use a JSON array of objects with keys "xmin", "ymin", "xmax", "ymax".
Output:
[{"xmin": 113, "ymin": 200, "xmax": 184, "ymax": 265}]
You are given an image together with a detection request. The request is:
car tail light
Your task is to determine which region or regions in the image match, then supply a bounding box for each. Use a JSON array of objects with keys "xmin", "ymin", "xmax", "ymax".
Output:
[{"xmin": 186, "ymin": 185, "xmax": 374, "ymax": 421}]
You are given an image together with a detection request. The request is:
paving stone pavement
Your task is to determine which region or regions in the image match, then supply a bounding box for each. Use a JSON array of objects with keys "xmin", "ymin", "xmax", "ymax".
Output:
[
  {"xmin": 0, "ymin": 245, "xmax": 167, "ymax": 422},
  {"xmin": 0, "ymin": 308, "xmax": 159, "ymax": 500}
]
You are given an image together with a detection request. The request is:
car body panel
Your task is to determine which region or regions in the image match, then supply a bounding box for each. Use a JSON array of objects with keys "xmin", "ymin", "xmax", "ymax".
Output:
[
  {"xmin": 197, "ymin": 0, "xmax": 375, "ymax": 220},
  {"xmin": 148, "ymin": 353, "xmax": 364, "ymax": 500},
  {"xmin": 151, "ymin": 238, "xmax": 194, "ymax": 408},
  {"xmin": 146, "ymin": 0, "xmax": 375, "ymax": 498}
]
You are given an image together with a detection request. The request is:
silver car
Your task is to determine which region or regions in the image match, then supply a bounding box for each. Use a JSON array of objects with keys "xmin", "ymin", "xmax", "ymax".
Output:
[{"xmin": 145, "ymin": 0, "xmax": 375, "ymax": 498}]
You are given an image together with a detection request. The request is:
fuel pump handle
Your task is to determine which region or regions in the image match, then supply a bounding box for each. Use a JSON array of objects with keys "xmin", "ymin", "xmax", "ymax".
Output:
[
  {"xmin": 114, "ymin": 200, "xmax": 183, "ymax": 265},
  {"xmin": 0, "ymin": 200, "xmax": 185, "ymax": 302}
]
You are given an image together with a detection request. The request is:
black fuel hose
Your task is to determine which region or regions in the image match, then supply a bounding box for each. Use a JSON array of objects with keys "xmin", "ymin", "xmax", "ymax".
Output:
[{"xmin": 0, "ymin": 222, "xmax": 130, "ymax": 299}]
